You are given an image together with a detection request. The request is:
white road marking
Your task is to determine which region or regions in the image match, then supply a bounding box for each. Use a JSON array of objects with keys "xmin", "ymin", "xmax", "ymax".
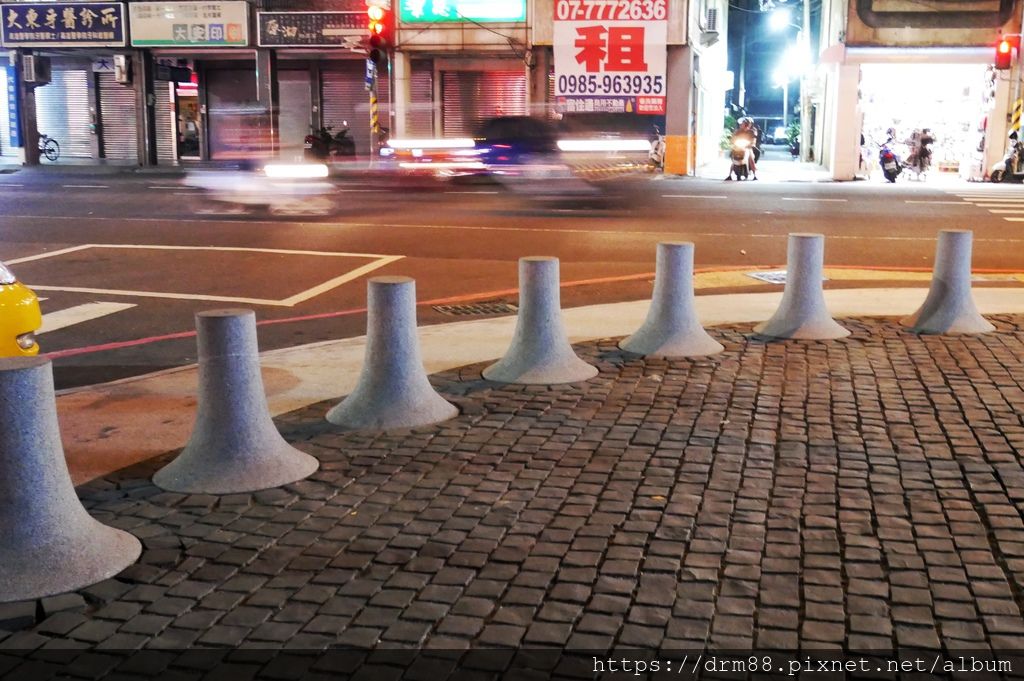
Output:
[
  {"xmin": 38, "ymin": 302, "xmax": 136, "ymax": 334},
  {"xmin": 974, "ymin": 202, "xmax": 1024, "ymax": 206},
  {"xmin": 988, "ymin": 209, "xmax": 1024, "ymax": 213},
  {"xmin": 781, "ymin": 197, "xmax": 848, "ymax": 202},
  {"xmin": 445, "ymin": 191, "xmax": 501, "ymax": 194},
  {"xmin": 6, "ymin": 244, "xmax": 93, "ymax": 265},
  {"xmin": 0, "ymin": 183, "xmax": 24, "ymax": 187},
  {"xmin": 904, "ymin": 200, "xmax": 972, "ymax": 205},
  {"xmin": 662, "ymin": 194, "xmax": 728, "ymax": 199},
  {"xmin": 148, "ymin": 186, "xmax": 188, "ymax": 190},
  {"xmin": 18, "ymin": 244, "xmax": 404, "ymax": 306},
  {"xmin": 62, "ymin": 184, "xmax": 109, "ymax": 189}
]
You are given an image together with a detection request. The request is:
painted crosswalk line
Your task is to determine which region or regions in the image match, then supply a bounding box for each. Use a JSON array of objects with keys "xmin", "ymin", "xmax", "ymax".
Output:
[{"xmin": 39, "ymin": 302, "xmax": 137, "ymax": 334}]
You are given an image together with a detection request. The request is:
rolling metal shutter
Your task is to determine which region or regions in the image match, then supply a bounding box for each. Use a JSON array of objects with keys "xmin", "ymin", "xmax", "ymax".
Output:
[
  {"xmin": 0, "ymin": 68, "xmax": 14, "ymax": 158},
  {"xmin": 154, "ymin": 81, "xmax": 176, "ymax": 163},
  {"xmin": 408, "ymin": 60, "xmax": 433, "ymax": 137},
  {"xmin": 98, "ymin": 73, "xmax": 138, "ymax": 162},
  {"xmin": 441, "ymin": 70, "xmax": 527, "ymax": 138},
  {"xmin": 321, "ymin": 61, "xmax": 391, "ymax": 158},
  {"xmin": 35, "ymin": 69, "xmax": 91, "ymax": 159}
]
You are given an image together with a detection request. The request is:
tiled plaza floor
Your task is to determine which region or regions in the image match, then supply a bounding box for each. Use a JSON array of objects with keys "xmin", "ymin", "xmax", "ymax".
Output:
[{"xmin": 5, "ymin": 316, "xmax": 1024, "ymax": 679}]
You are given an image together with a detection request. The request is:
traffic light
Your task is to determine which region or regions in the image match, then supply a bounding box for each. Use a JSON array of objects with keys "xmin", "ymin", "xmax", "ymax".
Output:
[
  {"xmin": 367, "ymin": 4, "xmax": 394, "ymax": 67},
  {"xmin": 996, "ymin": 37, "xmax": 1017, "ymax": 70}
]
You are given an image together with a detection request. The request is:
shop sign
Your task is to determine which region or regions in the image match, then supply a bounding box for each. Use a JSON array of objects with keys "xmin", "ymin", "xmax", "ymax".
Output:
[
  {"xmin": 1, "ymin": 2, "xmax": 125, "ymax": 47},
  {"xmin": 553, "ymin": 0, "xmax": 667, "ymax": 115},
  {"xmin": 256, "ymin": 11, "xmax": 364, "ymax": 47},
  {"xmin": 129, "ymin": 1, "xmax": 248, "ymax": 47},
  {"xmin": 5, "ymin": 64, "xmax": 19, "ymax": 148},
  {"xmin": 398, "ymin": 0, "xmax": 526, "ymax": 23}
]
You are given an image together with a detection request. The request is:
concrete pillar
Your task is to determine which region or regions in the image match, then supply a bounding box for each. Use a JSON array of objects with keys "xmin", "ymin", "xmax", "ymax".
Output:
[
  {"xmin": 327, "ymin": 277, "xmax": 458, "ymax": 431},
  {"xmin": 153, "ymin": 310, "xmax": 319, "ymax": 494},
  {"xmin": 754, "ymin": 233, "xmax": 849, "ymax": 340},
  {"xmin": 620, "ymin": 242, "xmax": 723, "ymax": 358},
  {"xmin": 828, "ymin": 62, "xmax": 859, "ymax": 181},
  {"xmin": 484, "ymin": 257, "xmax": 598, "ymax": 385},
  {"xmin": 901, "ymin": 230, "xmax": 994, "ymax": 335},
  {"xmin": 134, "ymin": 50, "xmax": 157, "ymax": 166},
  {"xmin": 255, "ymin": 48, "xmax": 279, "ymax": 156},
  {"xmin": 13, "ymin": 50, "xmax": 37, "ymax": 165},
  {"xmin": 527, "ymin": 46, "xmax": 551, "ymax": 117},
  {"xmin": 663, "ymin": 45, "xmax": 693, "ymax": 176},
  {"xmin": 392, "ymin": 50, "xmax": 411, "ymax": 138},
  {"xmin": 986, "ymin": 73, "xmax": 1012, "ymax": 177},
  {"xmin": 0, "ymin": 357, "xmax": 141, "ymax": 603}
]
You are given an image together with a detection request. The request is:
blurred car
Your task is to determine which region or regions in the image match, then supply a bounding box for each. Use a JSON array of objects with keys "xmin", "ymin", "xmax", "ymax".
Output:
[
  {"xmin": 772, "ymin": 126, "xmax": 788, "ymax": 144},
  {"xmin": 381, "ymin": 115, "xmax": 652, "ymax": 202},
  {"xmin": 184, "ymin": 161, "xmax": 336, "ymax": 216},
  {"xmin": 0, "ymin": 261, "xmax": 41, "ymax": 357}
]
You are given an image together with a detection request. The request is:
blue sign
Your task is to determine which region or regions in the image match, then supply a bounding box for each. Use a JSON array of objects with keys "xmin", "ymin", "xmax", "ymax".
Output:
[
  {"xmin": 0, "ymin": 3, "xmax": 126, "ymax": 47},
  {"xmin": 5, "ymin": 65, "xmax": 19, "ymax": 148}
]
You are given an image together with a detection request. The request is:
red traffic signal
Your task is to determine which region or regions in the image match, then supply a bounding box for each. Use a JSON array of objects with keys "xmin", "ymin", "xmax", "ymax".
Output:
[
  {"xmin": 367, "ymin": 4, "xmax": 394, "ymax": 66},
  {"xmin": 996, "ymin": 37, "xmax": 1017, "ymax": 70}
]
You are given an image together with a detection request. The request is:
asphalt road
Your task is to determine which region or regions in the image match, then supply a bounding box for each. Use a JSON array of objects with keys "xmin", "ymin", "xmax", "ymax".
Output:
[{"xmin": 2, "ymin": 153, "xmax": 1022, "ymax": 389}]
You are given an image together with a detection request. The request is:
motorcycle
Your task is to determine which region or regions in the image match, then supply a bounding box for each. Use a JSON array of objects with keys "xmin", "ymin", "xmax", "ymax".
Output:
[
  {"xmin": 648, "ymin": 124, "xmax": 666, "ymax": 170},
  {"xmin": 729, "ymin": 137, "xmax": 754, "ymax": 180},
  {"xmin": 990, "ymin": 131, "xmax": 1024, "ymax": 183},
  {"xmin": 303, "ymin": 125, "xmax": 356, "ymax": 161},
  {"xmin": 879, "ymin": 142, "xmax": 901, "ymax": 183}
]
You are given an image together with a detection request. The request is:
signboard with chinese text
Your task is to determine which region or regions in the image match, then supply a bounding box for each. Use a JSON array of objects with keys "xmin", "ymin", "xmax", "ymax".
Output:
[
  {"xmin": 129, "ymin": 1, "xmax": 248, "ymax": 46},
  {"xmin": 1, "ymin": 2, "xmax": 125, "ymax": 47},
  {"xmin": 553, "ymin": 0, "xmax": 667, "ymax": 115},
  {"xmin": 6, "ymin": 64, "xmax": 19, "ymax": 148},
  {"xmin": 398, "ymin": 0, "xmax": 526, "ymax": 23},
  {"xmin": 257, "ymin": 11, "xmax": 364, "ymax": 47}
]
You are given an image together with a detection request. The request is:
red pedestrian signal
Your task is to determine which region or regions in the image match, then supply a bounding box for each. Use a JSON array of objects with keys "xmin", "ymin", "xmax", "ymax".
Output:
[
  {"xmin": 367, "ymin": 4, "xmax": 394, "ymax": 67},
  {"xmin": 996, "ymin": 38, "xmax": 1014, "ymax": 70}
]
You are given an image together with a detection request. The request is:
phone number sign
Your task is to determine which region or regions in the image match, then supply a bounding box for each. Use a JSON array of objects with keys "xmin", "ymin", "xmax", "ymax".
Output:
[{"xmin": 553, "ymin": 0, "xmax": 667, "ymax": 115}]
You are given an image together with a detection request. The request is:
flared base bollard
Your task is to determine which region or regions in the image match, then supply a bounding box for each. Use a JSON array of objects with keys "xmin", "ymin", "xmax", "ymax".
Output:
[
  {"xmin": 153, "ymin": 310, "xmax": 318, "ymax": 494},
  {"xmin": 754, "ymin": 233, "xmax": 850, "ymax": 340},
  {"xmin": 484, "ymin": 256, "xmax": 599, "ymax": 384},
  {"xmin": 0, "ymin": 357, "xmax": 141, "ymax": 603},
  {"xmin": 901, "ymin": 229, "xmax": 994, "ymax": 335},
  {"xmin": 327, "ymin": 277, "xmax": 458, "ymax": 431},
  {"xmin": 620, "ymin": 241, "xmax": 723, "ymax": 358}
]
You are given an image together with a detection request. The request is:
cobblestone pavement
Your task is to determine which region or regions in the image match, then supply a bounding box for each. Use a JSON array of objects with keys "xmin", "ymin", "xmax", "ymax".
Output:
[{"xmin": 5, "ymin": 316, "xmax": 1024, "ymax": 678}]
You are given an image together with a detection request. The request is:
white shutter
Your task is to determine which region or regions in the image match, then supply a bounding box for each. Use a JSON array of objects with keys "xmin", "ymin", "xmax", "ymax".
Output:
[
  {"xmin": 321, "ymin": 61, "xmax": 391, "ymax": 158},
  {"xmin": 441, "ymin": 71, "xmax": 527, "ymax": 138},
  {"xmin": 98, "ymin": 72, "xmax": 138, "ymax": 162},
  {"xmin": 35, "ymin": 69, "xmax": 92, "ymax": 159}
]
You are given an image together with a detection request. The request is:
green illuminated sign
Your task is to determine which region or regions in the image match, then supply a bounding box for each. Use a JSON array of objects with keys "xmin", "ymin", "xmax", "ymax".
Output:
[{"xmin": 399, "ymin": 0, "xmax": 526, "ymax": 23}]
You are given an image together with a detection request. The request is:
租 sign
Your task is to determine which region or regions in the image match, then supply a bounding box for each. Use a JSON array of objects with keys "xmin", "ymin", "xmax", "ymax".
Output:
[{"xmin": 553, "ymin": 0, "xmax": 667, "ymax": 115}]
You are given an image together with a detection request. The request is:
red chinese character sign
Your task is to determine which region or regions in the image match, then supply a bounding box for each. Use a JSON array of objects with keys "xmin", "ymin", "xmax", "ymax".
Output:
[{"xmin": 554, "ymin": 0, "xmax": 667, "ymax": 114}]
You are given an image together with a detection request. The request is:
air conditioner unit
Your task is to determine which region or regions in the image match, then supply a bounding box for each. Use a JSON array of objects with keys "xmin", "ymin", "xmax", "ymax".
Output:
[
  {"xmin": 706, "ymin": 7, "xmax": 719, "ymax": 32},
  {"xmin": 22, "ymin": 55, "xmax": 51, "ymax": 85}
]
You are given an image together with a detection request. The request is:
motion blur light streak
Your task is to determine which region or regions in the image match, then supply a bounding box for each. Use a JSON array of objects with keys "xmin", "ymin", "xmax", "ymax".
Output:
[
  {"xmin": 263, "ymin": 164, "xmax": 330, "ymax": 179},
  {"xmin": 387, "ymin": 138, "xmax": 476, "ymax": 150}
]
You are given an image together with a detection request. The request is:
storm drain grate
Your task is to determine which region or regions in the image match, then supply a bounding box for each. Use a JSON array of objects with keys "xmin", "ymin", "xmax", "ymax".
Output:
[{"xmin": 433, "ymin": 301, "xmax": 518, "ymax": 316}]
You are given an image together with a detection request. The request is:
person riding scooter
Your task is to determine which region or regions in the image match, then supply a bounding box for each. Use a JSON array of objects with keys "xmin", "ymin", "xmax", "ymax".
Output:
[
  {"xmin": 726, "ymin": 118, "xmax": 759, "ymax": 181},
  {"xmin": 903, "ymin": 128, "xmax": 935, "ymax": 178},
  {"xmin": 990, "ymin": 129, "xmax": 1024, "ymax": 182}
]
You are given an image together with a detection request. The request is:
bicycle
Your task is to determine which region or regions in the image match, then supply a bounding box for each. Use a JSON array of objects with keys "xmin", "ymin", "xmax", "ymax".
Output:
[{"xmin": 38, "ymin": 134, "xmax": 59, "ymax": 162}]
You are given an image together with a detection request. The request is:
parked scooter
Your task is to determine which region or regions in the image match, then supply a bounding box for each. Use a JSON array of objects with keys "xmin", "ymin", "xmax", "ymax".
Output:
[
  {"xmin": 990, "ymin": 130, "xmax": 1024, "ymax": 183},
  {"xmin": 879, "ymin": 142, "xmax": 902, "ymax": 183},
  {"xmin": 304, "ymin": 124, "xmax": 356, "ymax": 161},
  {"xmin": 649, "ymin": 124, "xmax": 666, "ymax": 170}
]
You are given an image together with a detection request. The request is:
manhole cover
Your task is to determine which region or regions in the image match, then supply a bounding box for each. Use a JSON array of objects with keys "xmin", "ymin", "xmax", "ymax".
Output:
[{"xmin": 433, "ymin": 301, "xmax": 518, "ymax": 316}]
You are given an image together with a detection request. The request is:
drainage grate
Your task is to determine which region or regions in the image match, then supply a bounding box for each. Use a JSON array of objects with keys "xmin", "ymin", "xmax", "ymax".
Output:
[{"xmin": 433, "ymin": 301, "xmax": 518, "ymax": 316}]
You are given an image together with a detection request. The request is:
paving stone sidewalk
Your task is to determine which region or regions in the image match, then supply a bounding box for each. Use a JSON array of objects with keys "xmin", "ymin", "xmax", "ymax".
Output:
[{"xmin": 4, "ymin": 316, "xmax": 1024, "ymax": 679}]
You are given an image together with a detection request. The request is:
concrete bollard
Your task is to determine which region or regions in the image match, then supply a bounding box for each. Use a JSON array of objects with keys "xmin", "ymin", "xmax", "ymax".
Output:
[
  {"xmin": 0, "ymin": 357, "xmax": 141, "ymax": 603},
  {"xmin": 754, "ymin": 233, "xmax": 850, "ymax": 340},
  {"xmin": 153, "ymin": 309, "xmax": 319, "ymax": 494},
  {"xmin": 327, "ymin": 277, "xmax": 458, "ymax": 430},
  {"xmin": 901, "ymin": 229, "xmax": 994, "ymax": 335},
  {"xmin": 484, "ymin": 257, "xmax": 599, "ymax": 384},
  {"xmin": 620, "ymin": 242, "xmax": 724, "ymax": 358}
]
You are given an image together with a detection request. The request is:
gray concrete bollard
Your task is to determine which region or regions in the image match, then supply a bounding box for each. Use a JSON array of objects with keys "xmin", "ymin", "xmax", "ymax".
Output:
[
  {"xmin": 327, "ymin": 277, "xmax": 458, "ymax": 430},
  {"xmin": 153, "ymin": 309, "xmax": 319, "ymax": 494},
  {"xmin": 901, "ymin": 229, "xmax": 995, "ymax": 335},
  {"xmin": 0, "ymin": 357, "xmax": 141, "ymax": 603},
  {"xmin": 484, "ymin": 257, "xmax": 599, "ymax": 384},
  {"xmin": 620, "ymin": 242, "xmax": 724, "ymax": 358},
  {"xmin": 754, "ymin": 233, "xmax": 850, "ymax": 340}
]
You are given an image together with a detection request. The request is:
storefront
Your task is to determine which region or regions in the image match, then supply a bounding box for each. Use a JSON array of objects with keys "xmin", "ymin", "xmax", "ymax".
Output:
[
  {"xmin": 857, "ymin": 60, "xmax": 991, "ymax": 180},
  {"xmin": 0, "ymin": 1, "xmax": 132, "ymax": 163}
]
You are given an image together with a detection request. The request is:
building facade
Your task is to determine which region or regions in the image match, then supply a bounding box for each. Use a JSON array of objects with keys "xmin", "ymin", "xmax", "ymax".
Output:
[{"xmin": 0, "ymin": 0, "xmax": 728, "ymax": 174}]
